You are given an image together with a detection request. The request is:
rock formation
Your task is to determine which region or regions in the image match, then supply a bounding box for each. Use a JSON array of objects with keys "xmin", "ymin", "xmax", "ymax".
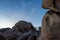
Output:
[
  {"xmin": 42, "ymin": 0, "xmax": 60, "ymax": 12},
  {"xmin": 40, "ymin": 10, "xmax": 60, "ymax": 40},
  {"xmin": 38, "ymin": 0, "xmax": 60, "ymax": 40},
  {"xmin": 12, "ymin": 20, "xmax": 36, "ymax": 32},
  {"xmin": 0, "ymin": 20, "xmax": 40, "ymax": 40}
]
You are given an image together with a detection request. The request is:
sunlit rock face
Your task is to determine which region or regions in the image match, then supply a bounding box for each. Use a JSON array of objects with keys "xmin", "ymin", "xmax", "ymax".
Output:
[
  {"xmin": 42, "ymin": 0, "xmax": 60, "ymax": 12},
  {"xmin": 41, "ymin": 0, "xmax": 60, "ymax": 40},
  {"xmin": 41, "ymin": 10, "xmax": 60, "ymax": 40}
]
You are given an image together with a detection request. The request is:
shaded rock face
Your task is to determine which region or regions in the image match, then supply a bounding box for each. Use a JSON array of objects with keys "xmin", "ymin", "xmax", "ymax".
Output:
[
  {"xmin": 4, "ymin": 20, "xmax": 36, "ymax": 34},
  {"xmin": 5, "ymin": 34, "xmax": 20, "ymax": 40},
  {"xmin": 0, "ymin": 28, "xmax": 11, "ymax": 33},
  {"xmin": 0, "ymin": 20, "xmax": 40, "ymax": 40},
  {"xmin": 4, "ymin": 32, "xmax": 22, "ymax": 40},
  {"xmin": 42, "ymin": 0, "xmax": 60, "ymax": 12},
  {"xmin": 38, "ymin": 27, "xmax": 41, "ymax": 34},
  {"xmin": 17, "ymin": 32, "xmax": 32, "ymax": 40},
  {"xmin": 28, "ymin": 34, "xmax": 37, "ymax": 40},
  {"xmin": 41, "ymin": 10, "xmax": 60, "ymax": 40},
  {"xmin": 12, "ymin": 20, "xmax": 36, "ymax": 33},
  {"xmin": 0, "ymin": 33, "xmax": 6, "ymax": 40},
  {"xmin": 37, "ymin": 27, "xmax": 41, "ymax": 40},
  {"xmin": 17, "ymin": 31, "xmax": 38, "ymax": 40}
]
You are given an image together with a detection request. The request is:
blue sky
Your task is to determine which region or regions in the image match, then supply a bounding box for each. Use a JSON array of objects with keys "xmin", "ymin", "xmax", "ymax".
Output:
[{"xmin": 0, "ymin": 0, "xmax": 47, "ymax": 28}]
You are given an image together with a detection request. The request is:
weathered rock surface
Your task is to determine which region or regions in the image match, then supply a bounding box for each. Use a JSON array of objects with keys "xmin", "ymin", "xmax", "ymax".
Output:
[
  {"xmin": 42, "ymin": 0, "xmax": 60, "ymax": 12},
  {"xmin": 41, "ymin": 0, "xmax": 60, "ymax": 40},
  {"xmin": 0, "ymin": 20, "xmax": 40, "ymax": 40},
  {"xmin": 12, "ymin": 20, "xmax": 36, "ymax": 32},
  {"xmin": 40, "ymin": 10, "xmax": 60, "ymax": 40}
]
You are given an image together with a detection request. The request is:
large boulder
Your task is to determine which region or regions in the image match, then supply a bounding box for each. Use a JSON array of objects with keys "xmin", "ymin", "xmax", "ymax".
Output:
[
  {"xmin": 40, "ymin": 10, "xmax": 60, "ymax": 40},
  {"xmin": 3, "ymin": 20, "xmax": 37, "ymax": 40},
  {"xmin": 42, "ymin": 0, "xmax": 60, "ymax": 12},
  {"xmin": 4, "ymin": 20, "xmax": 36, "ymax": 34},
  {"xmin": 12, "ymin": 20, "xmax": 36, "ymax": 32}
]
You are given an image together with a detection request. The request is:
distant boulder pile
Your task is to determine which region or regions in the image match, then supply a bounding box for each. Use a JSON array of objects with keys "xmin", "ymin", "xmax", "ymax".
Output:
[{"xmin": 0, "ymin": 20, "xmax": 41, "ymax": 40}]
